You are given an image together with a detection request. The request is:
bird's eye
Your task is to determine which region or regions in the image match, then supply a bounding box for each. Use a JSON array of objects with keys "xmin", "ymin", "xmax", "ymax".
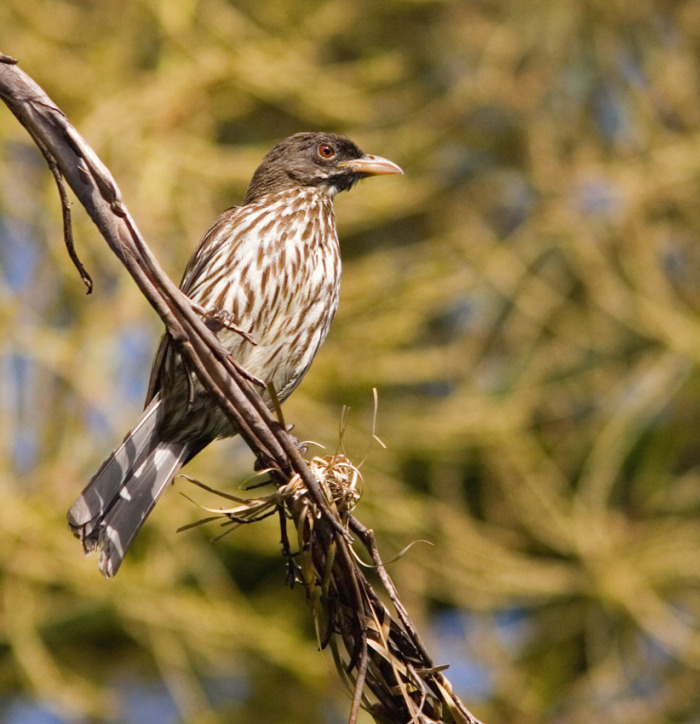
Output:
[{"xmin": 317, "ymin": 144, "xmax": 336, "ymax": 159}]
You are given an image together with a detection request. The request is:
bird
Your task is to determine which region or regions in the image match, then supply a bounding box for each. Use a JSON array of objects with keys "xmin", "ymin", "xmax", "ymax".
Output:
[{"xmin": 68, "ymin": 132, "xmax": 402, "ymax": 578}]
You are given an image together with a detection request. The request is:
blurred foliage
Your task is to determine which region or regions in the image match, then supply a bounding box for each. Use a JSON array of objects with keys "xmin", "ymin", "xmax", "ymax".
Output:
[{"xmin": 2, "ymin": 0, "xmax": 700, "ymax": 722}]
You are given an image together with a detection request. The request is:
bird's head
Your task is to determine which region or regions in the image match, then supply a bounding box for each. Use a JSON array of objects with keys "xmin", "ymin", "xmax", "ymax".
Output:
[{"xmin": 243, "ymin": 132, "xmax": 403, "ymax": 203}]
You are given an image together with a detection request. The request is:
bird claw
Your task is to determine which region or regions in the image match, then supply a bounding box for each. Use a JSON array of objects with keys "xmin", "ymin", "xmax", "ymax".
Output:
[
  {"xmin": 189, "ymin": 301, "xmax": 265, "ymax": 388},
  {"xmin": 192, "ymin": 301, "xmax": 257, "ymax": 346},
  {"xmin": 288, "ymin": 432, "xmax": 308, "ymax": 456}
]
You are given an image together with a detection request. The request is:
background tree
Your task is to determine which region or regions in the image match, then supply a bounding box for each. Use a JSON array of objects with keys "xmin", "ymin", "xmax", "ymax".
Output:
[{"xmin": 2, "ymin": 1, "xmax": 700, "ymax": 722}]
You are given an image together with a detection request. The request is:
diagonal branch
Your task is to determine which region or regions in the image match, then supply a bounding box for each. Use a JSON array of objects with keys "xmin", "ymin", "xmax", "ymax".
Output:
[
  {"xmin": 0, "ymin": 52, "xmax": 343, "ymax": 535},
  {"xmin": 0, "ymin": 54, "xmax": 483, "ymax": 724}
]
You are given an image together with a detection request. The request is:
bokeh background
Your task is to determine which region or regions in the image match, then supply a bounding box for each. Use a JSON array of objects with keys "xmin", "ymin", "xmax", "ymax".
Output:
[{"xmin": 2, "ymin": 1, "xmax": 700, "ymax": 722}]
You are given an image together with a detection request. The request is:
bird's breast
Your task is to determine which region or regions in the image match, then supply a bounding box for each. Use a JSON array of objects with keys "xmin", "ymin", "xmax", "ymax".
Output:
[{"xmin": 186, "ymin": 188, "xmax": 341, "ymax": 396}]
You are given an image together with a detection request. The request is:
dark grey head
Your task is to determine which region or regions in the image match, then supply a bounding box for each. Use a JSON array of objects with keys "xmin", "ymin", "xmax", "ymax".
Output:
[{"xmin": 243, "ymin": 132, "xmax": 402, "ymax": 204}]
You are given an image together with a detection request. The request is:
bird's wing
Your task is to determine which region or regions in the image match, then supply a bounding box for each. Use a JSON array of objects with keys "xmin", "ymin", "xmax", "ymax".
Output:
[
  {"xmin": 144, "ymin": 206, "xmax": 242, "ymax": 407},
  {"xmin": 144, "ymin": 332, "xmax": 169, "ymax": 406},
  {"xmin": 179, "ymin": 206, "xmax": 239, "ymax": 293}
]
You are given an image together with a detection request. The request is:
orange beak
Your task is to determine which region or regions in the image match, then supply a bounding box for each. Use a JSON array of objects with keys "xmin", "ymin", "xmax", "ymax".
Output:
[{"xmin": 339, "ymin": 154, "xmax": 403, "ymax": 176}]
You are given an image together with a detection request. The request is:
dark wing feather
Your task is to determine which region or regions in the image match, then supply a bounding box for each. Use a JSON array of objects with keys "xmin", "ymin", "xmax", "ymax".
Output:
[{"xmin": 144, "ymin": 333, "xmax": 170, "ymax": 405}]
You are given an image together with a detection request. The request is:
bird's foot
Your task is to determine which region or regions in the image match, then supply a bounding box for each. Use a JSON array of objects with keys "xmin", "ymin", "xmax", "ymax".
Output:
[
  {"xmin": 191, "ymin": 301, "xmax": 257, "ymax": 345},
  {"xmin": 189, "ymin": 301, "xmax": 265, "ymax": 387},
  {"xmin": 287, "ymin": 429, "xmax": 308, "ymax": 457}
]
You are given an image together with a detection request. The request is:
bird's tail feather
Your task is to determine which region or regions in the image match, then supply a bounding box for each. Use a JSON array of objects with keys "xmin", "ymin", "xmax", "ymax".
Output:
[{"xmin": 68, "ymin": 395, "xmax": 191, "ymax": 578}]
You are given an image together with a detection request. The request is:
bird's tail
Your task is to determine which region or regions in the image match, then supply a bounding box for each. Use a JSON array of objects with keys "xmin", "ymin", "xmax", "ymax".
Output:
[{"xmin": 68, "ymin": 395, "xmax": 191, "ymax": 578}]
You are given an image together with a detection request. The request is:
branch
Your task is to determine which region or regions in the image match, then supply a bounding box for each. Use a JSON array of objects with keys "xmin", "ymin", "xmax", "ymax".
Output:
[
  {"xmin": 0, "ymin": 51, "xmax": 342, "ymax": 535},
  {"xmin": 0, "ymin": 54, "xmax": 484, "ymax": 724}
]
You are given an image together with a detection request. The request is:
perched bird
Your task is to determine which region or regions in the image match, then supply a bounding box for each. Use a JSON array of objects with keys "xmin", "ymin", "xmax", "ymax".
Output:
[{"xmin": 69, "ymin": 132, "xmax": 402, "ymax": 578}]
